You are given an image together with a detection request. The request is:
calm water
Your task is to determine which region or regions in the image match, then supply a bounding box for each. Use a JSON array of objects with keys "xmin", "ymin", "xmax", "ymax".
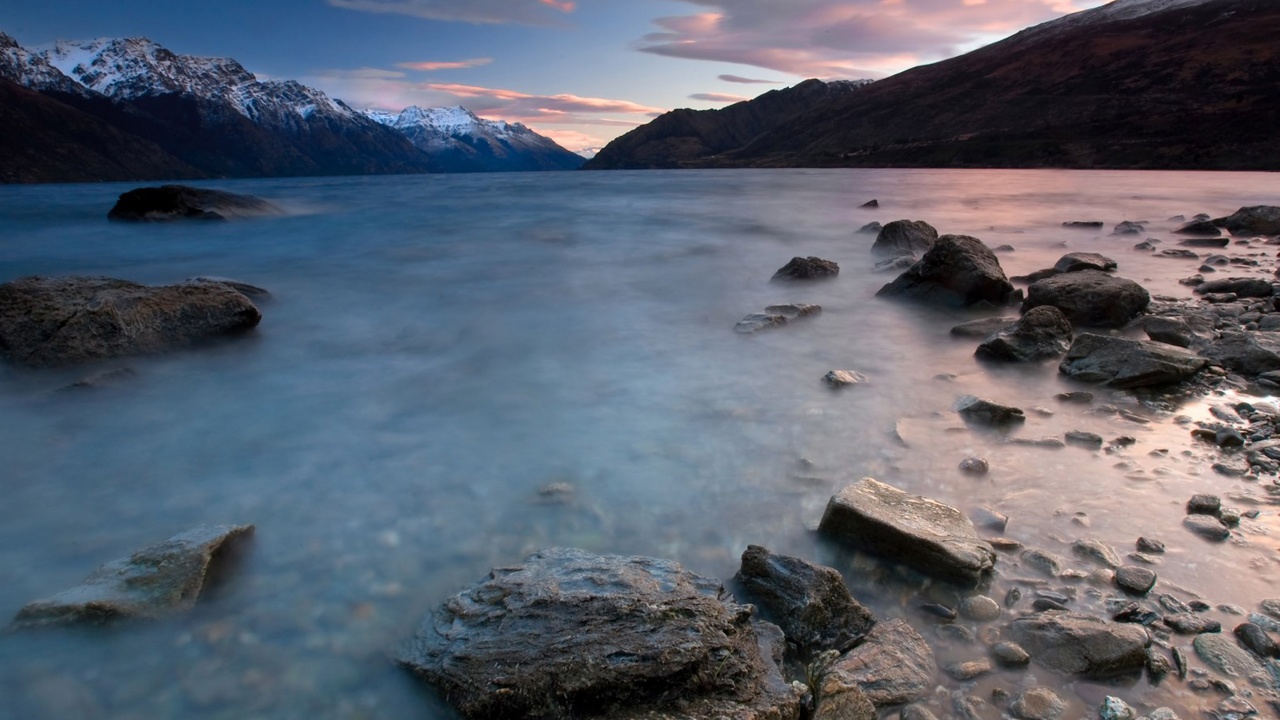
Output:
[{"xmin": 2, "ymin": 169, "xmax": 1280, "ymax": 719}]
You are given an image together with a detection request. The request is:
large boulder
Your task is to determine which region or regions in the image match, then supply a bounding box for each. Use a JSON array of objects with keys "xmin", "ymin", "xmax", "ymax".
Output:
[
  {"xmin": 107, "ymin": 185, "xmax": 281, "ymax": 221},
  {"xmin": 1194, "ymin": 277, "xmax": 1274, "ymax": 298},
  {"xmin": 1022, "ymin": 270, "xmax": 1150, "ymax": 328},
  {"xmin": 1006, "ymin": 612, "xmax": 1150, "ymax": 678},
  {"xmin": 0, "ymin": 276, "xmax": 262, "ymax": 368},
  {"xmin": 1215, "ymin": 206, "xmax": 1280, "ymax": 236},
  {"xmin": 818, "ymin": 478, "xmax": 996, "ymax": 585},
  {"xmin": 1059, "ymin": 333, "xmax": 1208, "ymax": 388},
  {"xmin": 400, "ymin": 548, "xmax": 802, "ymax": 720},
  {"xmin": 735, "ymin": 545, "xmax": 876, "ymax": 655},
  {"xmin": 821, "ymin": 619, "xmax": 936, "ymax": 708},
  {"xmin": 10, "ymin": 525, "xmax": 254, "ymax": 629},
  {"xmin": 876, "ymin": 235, "xmax": 1016, "ymax": 307},
  {"xmin": 772, "ymin": 257, "xmax": 839, "ymax": 282},
  {"xmin": 975, "ymin": 305, "xmax": 1073, "ymax": 362},
  {"xmin": 871, "ymin": 220, "xmax": 938, "ymax": 258},
  {"xmin": 1202, "ymin": 331, "xmax": 1280, "ymax": 377}
]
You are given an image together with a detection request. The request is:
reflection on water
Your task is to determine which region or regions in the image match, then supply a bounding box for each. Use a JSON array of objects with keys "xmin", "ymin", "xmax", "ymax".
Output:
[{"xmin": 2, "ymin": 169, "xmax": 1280, "ymax": 719}]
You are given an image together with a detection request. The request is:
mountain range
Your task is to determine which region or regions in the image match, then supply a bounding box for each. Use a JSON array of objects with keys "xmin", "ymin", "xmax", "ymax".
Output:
[
  {"xmin": 0, "ymin": 34, "xmax": 582, "ymax": 183},
  {"xmin": 588, "ymin": 0, "xmax": 1280, "ymax": 171}
]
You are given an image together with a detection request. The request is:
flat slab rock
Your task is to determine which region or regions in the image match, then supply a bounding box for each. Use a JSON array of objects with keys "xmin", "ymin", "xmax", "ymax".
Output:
[
  {"xmin": 10, "ymin": 524, "xmax": 254, "ymax": 629},
  {"xmin": 0, "ymin": 276, "xmax": 263, "ymax": 368},
  {"xmin": 400, "ymin": 547, "xmax": 802, "ymax": 720},
  {"xmin": 1006, "ymin": 611, "xmax": 1150, "ymax": 678},
  {"xmin": 735, "ymin": 304, "xmax": 821, "ymax": 334},
  {"xmin": 1059, "ymin": 333, "xmax": 1207, "ymax": 388},
  {"xmin": 108, "ymin": 185, "xmax": 281, "ymax": 221},
  {"xmin": 818, "ymin": 478, "xmax": 996, "ymax": 585},
  {"xmin": 821, "ymin": 618, "xmax": 936, "ymax": 708}
]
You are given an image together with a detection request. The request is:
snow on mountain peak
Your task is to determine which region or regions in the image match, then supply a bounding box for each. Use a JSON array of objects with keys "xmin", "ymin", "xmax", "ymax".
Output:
[
  {"xmin": 0, "ymin": 31, "xmax": 86, "ymax": 94},
  {"xmin": 360, "ymin": 104, "xmax": 579, "ymax": 167}
]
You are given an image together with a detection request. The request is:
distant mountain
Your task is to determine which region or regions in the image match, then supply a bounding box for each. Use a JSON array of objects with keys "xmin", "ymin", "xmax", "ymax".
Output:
[
  {"xmin": 582, "ymin": 79, "xmax": 870, "ymax": 170},
  {"xmin": 363, "ymin": 106, "xmax": 584, "ymax": 172},
  {"xmin": 678, "ymin": 0, "xmax": 1280, "ymax": 170}
]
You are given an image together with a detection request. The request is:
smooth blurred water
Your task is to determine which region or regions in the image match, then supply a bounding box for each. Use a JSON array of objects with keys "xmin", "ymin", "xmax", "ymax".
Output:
[{"xmin": 2, "ymin": 169, "xmax": 1280, "ymax": 719}]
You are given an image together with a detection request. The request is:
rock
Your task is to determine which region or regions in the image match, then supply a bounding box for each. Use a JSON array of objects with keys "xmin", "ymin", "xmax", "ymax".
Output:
[
  {"xmin": 59, "ymin": 366, "xmax": 138, "ymax": 392},
  {"xmin": 0, "ymin": 276, "xmax": 263, "ymax": 368},
  {"xmin": 1099, "ymin": 696, "xmax": 1136, "ymax": 720},
  {"xmin": 944, "ymin": 661, "xmax": 991, "ymax": 681},
  {"xmin": 1174, "ymin": 219, "xmax": 1223, "ymax": 237},
  {"xmin": 10, "ymin": 525, "xmax": 253, "ymax": 629},
  {"xmin": 1022, "ymin": 271, "xmax": 1150, "ymax": 328},
  {"xmin": 958, "ymin": 457, "xmax": 989, "ymax": 474},
  {"xmin": 107, "ymin": 185, "xmax": 281, "ymax": 221},
  {"xmin": 1193, "ymin": 633, "xmax": 1273, "ymax": 686},
  {"xmin": 735, "ymin": 545, "xmax": 876, "ymax": 655},
  {"xmin": 735, "ymin": 304, "xmax": 822, "ymax": 333},
  {"xmin": 399, "ymin": 548, "xmax": 801, "ymax": 720},
  {"xmin": 1143, "ymin": 317, "xmax": 1198, "ymax": 348},
  {"xmin": 874, "ymin": 256, "xmax": 917, "ymax": 273},
  {"xmin": 814, "ymin": 686, "xmax": 876, "ymax": 720},
  {"xmin": 1182, "ymin": 515, "xmax": 1231, "ymax": 541},
  {"xmin": 860, "ymin": 199, "xmax": 879, "ymax": 208},
  {"xmin": 1072, "ymin": 538, "xmax": 1122, "ymax": 568},
  {"xmin": 991, "ymin": 642, "xmax": 1031, "ymax": 668},
  {"xmin": 1114, "ymin": 566, "xmax": 1157, "ymax": 596},
  {"xmin": 1146, "ymin": 648, "xmax": 1173, "ymax": 681},
  {"xmin": 1011, "ymin": 267, "xmax": 1063, "ymax": 284},
  {"xmin": 1261, "ymin": 599, "xmax": 1280, "ymax": 620},
  {"xmin": 772, "ymin": 256, "xmax": 839, "ymax": 282},
  {"xmin": 975, "ymin": 305, "xmax": 1073, "ymax": 362},
  {"xmin": 1234, "ymin": 623, "xmax": 1279, "ymax": 659},
  {"xmin": 1007, "ymin": 612, "xmax": 1150, "ymax": 678},
  {"xmin": 1054, "ymin": 252, "xmax": 1117, "ymax": 273},
  {"xmin": 1137, "ymin": 537, "xmax": 1165, "ymax": 554},
  {"xmin": 1161, "ymin": 249, "xmax": 1201, "ymax": 259},
  {"xmin": 1058, "ymin": 333, "xmax": 1207, "ymax": 388},
  {"xmin": 824, "ymin": 370, "xmax": 868, "ymax": 388},
  {"xmin": 1010, "ymin": 688, "xmax": 1066, "ymax": 720},
  {"xmin": 857, "ymin": 221, "xmax": 883, "ymax": 235},
  {"xmin": 1056, "ymin": 391, "xmax": 1094, "ymax": 403},
  {"xmin": 1065, "ymin": 430, "xmax": 1104, "ymax": 448},
  {"xmin": 876, "ymin": 235, "xmax": 1016, "ymax": 308},
  {"xmin": 970, "ymin": 507, "xmax": 1008, "ymax": 532},
  {"xmin": 994, "ymin": 244, "xmax": 1015, "ymax": 252},
  {"xmin": 1194, "ymin": 277, "xmax": 1274, "ymax": 297},
  {"xmin": 950, "ymin": 317, "xmax": 1017, "ymax": 337},
  {"xmin": 1020, "ymin": 548, "xmax": 1064, "ymax": 577},
  {"xmin": 1202, "ymin": 331, "xmax": 1280, "ymax": 376},
  {"xmin": 899, "ymin": 705, "xmax": 939, "ymax": 720},
  {"xmin": 1186, "ymin": 494, "xmax": 1221, "ymax": 515},
  {"xmin": 958, "ymin": 596, "xmax": 1001, "ymax": 622},
  {"xmin": 1215, "ymin": 206, "xmax": 1280, "ymax": 236},
  {"xmin": 1178, "ymin": 236, "xmax": 1229, "ymax": 248},
  {"xmin": 956, "ymin": 395, "xmax": 1026, "ymax": 427},
  {"xmin": 1163, "ymin": 614, "xmax": 1221, "ymax": 634},
  {"xmin": 821, "ymin": 618, "xmax": 936, "ymax": 707},
  {"xmin": 1113, "ymin": 221, "xmax": 1145, "ymax": 235},
  {"xmin": 818, "ymin": 478, "xmax": 996, "ymax": 585},
  {"xmin": 872, "ymin": 220, "xmax": 939, "ymax": 258}
]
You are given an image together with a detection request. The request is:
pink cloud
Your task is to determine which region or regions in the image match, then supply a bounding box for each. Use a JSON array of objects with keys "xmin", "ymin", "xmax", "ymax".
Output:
[
  {"xmin": 396, "ymin": 58, "xmax": 493, "ymax": 71},
  {"xmin": 423, "ymin": 83, "xmax": 666, "ymax": 115}
]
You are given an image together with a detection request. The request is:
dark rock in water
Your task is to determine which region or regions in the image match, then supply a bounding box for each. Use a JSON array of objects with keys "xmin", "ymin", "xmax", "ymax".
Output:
[
  {"xmin": 1011, "ymin": 268, "xmax": 1061, "ymax": 284},
  {"xmin": 876, "ymin": 235, "xmax": 1016, "ymax": 308},
  {"xmin": 1112, "ymin": 603, "xmax": 1158, "ymax": 625},
  {"xmin": 1179, "ymin": 236, "xmax": 1230, "ymax": 248},
  {"xmin": 60, "ymin": 366, "xmax": 138, "ymax": 392},
  {"xmin": 1195, "ymin": 633, "xmax": 1275, "ymax": 690},
  {"xmin": 1202, "ymin": 331, "xmax": 1280, "ymax": 377},
  {"xmin": 975, "ymin": 306, "xmax": 1073, "ymax": 362},
  {"xmin": 944, "ymin": 661, "xmax": 991, "ymax": 681},
  {"xmin": 824, "ymin": 370, "xmax": 869, "ymax": 388},
  {"xmin": 956, "ymin": 395, "xmax": 1025, "ymax": 426},
  {"xmin": 860, "ymin": 199, "xmax": 879, "ymax": 208},
  {"xmin": 1007, "ymin": 611, "xmax": 1150, "ymax": 678},
  {"xmin": 959, "ymin": 595, "xmax": 1001, "ymax": 622},
  {"xmin": 735, "ymin": 303, "xmax": 822, "ymax": 333},
  {"xmin": 950, "ymin": 317, "xmax": 1017, "ymax": 337},
  {"xmin": 1065, "ymin": 430, "xmax": 1104, "ymax": 448},
  {"xmin": 1146, "ymin": 648, "xmax": 1173, "ymax": 682},
  {"xmin": 772, "ymin": 256, "xmax": 839, "ymax": 282},
  {"xmin": 1010, "ymin": 688, "xmax": 1065, "ymax": 720},
  {"xmin": 857, "ymin": 221, "xmax": 883, "ymax": 235},
  {"xmin": 1186, "ymin": 494, "xmax": 1221, "ymax": 515},
  {"xmin": 1072, "ymin": 538, "xmax": 1121, "ymax": 568},
  {"xmin": 1136, "ymin": 537, "xmax": 1165, "ymax": 554},
  {"xmin": 1020, "ymin": 548, "xmax": 1064, "ymax": 577},
  {"xmin": 899, "ymin": 704, "xmax": 940, "ymax": 720},
  {"xmin": 1054, "ymin": 252, "xmax": 1117, "ymax": 273},
  {"xmin": 970, "ymin": 507, "xmax": 1008, "ymax": 533},
  {"xmin": 10, "ymin": 525, "xmax": 253, "ymax": 629},
  {"xmin": 1194, "ymin": 277, "xmax": 1274, "ymax": 298},
  {"xmin": 1056, "ymin": 391, "xmax": 1094, "ymax": 403},
  {"xmin": 1114, "ymin": 566, "xmax": 1157, "ymax": 596},
  {"xmin": 871, "ymin": 220, "xmax": 938, "ymax": 258},
  {"xmin": 1063, "ymin": 221, "xmax": 1104, "ymax": 230},
  {"xmin": 1174, "ymin": 219, "xmax": 1223, "ymax": 237},
  {"xmin": 1134, "ymin": 240, "xmax": 1158, "ymax": 251},
  {"xmin": 108, "ymin": 185, "xmax": 281, "ymax": 221},
  {"xmin": 399, "ymin": 547, "xmax": 801, "ymax": 720},
  {"xmin": 821, "ymin": 618, "xmax": 936, "ymax": 708},
  {"xmin": 1183, "ymin": 515, "xmax": 1230, "ymax": 541},
  {"xmin": 873, "ymin": 256, "xmax": 917, "ymax": 273},
  {"xmin": 1059, "ymin": 333, "xmax": 1206, "ymax": 388},
  {"xmin": 1164, "ymin": 613, "xmax": 1221, "ymax": 635},
  {"xmin": 1143, "ymin": 317, "xmax": 1198, "ymax": 348},
  {"xmin": 991, "ymin": 642, "xmax": 1031, "ymax": 668},
  {"xmin": 994, "ymin": 244, "xmax": 1015, "ymax": 252},
  {"xmin": 1215, "ymin": 206, "xmax": 1280, "ymax": 236},
  {"xmin": 1161, "ymin": 248, "xmax": 1200, "ymax": 259},
  {"xmin": 958, "ymin": 457, "xmax": 989, "ymax": 474},
  {"xmin": 1022, "ymin": 271, "xmax": 1150, "ymax": 328},
  {"xmin": 735, "ymin": 545, "xmax": 875, "ymax": 655},
  {"xmin": 1112, "ymin": 221, "xmax": 1145, "ymax": 235},
  {"xmin": 1234, "ymin": 623, "xmax": 1279, "ymax": 659},
  {"xmin": 0, "ymin": 276, "xmax": 262, "ymax": 368},
  {"xmin": 920, "ymin": 602, "xmax": 957, "ymax": 620},
  {"xmin": 818, "ymin": 477, "xmax": 996, "ymax": 585},
  {"xmin": 184, "ymin": 276, "xmax": 272, "ymax": 300}
]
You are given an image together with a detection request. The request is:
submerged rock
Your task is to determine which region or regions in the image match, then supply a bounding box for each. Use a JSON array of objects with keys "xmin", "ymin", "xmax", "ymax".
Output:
[
  {"xmin": 1054, "ymin": 252, "xmax": 1117, "ymax": 273},
  {"xmin": 950, "ymin": 317, "xmax": 1017, "ymax": 337},
  {"xmin": 1143, "ymin": 317, "xmax": 1199, "ymax": 348},
  {"xmin": 772, "ymin": 256, "xmax": 839, "ymax": 282},
  {"xmin": 876, "ymin": 235, "xmax": 1016, "ymax": 308},
  {"xmin": 1112, "ymin": 221, "xmax": 1145, "ymax": 235},
  {"xmin": 818, "ymin": 478, "xmax": 996, "ymax": 585},
  {"xmin": 0, "ymin": 276, "xmax": 262, "ymax": 368},
  {"xmin": 824, "ymin": 370, "xmax": 868, "ymax": 388},
  {"xmin": 10, "ymin": 524, "xmax": 254, "ymax": 629},
  {"xmin": 821, "ymin": 618, "xmax": 936, "ymax": 707},
  {"xmin": 1193, "ymin": 633, "xmax": 1273, "ymax": 687},
  {"xmin": 1059, "ymin": 334, "xmax": 1207, "ymax": 388},
  {"xmin": 735, "ymin": 303, "xmax": 822, "ymax": 334},
  {"xmin": 107, "ymin": 185, "xmax": 281, "ymax": 221},
  {"xmin": 1215, "ymin": 206, "xmax": 1280, "ymax": 236},
  {"xmin": 1193, "ymin": 277, "xmax": 1274, "ymax": 298},
  {"xmin": 871, "ymin": 220, "xmax": 939, "ymax": 258},
  {"xmin": 399, "ymin": 547, "xmax": 801, "ymax": 720},
  {"xmin": 1022, "ymin": 271, "xmax": 1150, "ymax": 328},
  {"xmin": 956, "ymin": 395, "xmax": 1026, "ymax": 426},
  {"xmin": 975, "ymin": 305, "xmax": 1073, "ymax": 362},
  {"xmin": 1174, "ymin": 219, "xmax": 1222, "ymax": 237},
  {"xmin": 735, "ymin": 545, "xmax": 875, "ymax": 655},
  {"xmin": 1006, "ymin": 611, "xmax": 1150, "ymax": 678}
]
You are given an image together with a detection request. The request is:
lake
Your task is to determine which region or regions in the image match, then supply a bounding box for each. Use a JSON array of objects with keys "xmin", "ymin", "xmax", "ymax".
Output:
[{"xmin": 2, "ymin": 168, "xmax": 1280, "ymax": 719}]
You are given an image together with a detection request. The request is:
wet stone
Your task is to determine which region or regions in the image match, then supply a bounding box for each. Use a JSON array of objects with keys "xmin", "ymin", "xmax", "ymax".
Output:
[
  {"xmin": 1146, "ymin": 648, "xmax": 1173, "ymax": 681},
  {"xmin": 970, "ymin": 507, "xmax": 1008, "ymax": 533},
  {"xmin": 1065, "ymin": 430, "xmax": 1104, "ymax": 448},
  {"xmin": 956, "ymin": 395, "xmax": 1026, "ymax": 427},
  {"xmin": 1020, "ymin": 548, "xmax": 1064, "ymax": 577},
  {"xmin": 945, "ymin": 661, "xmax": 992, "ymax": 681},
  {"xmin": 1193, "ymin": 633, "xmax": 1273, "ymax": 688},
  {"xmin": 1056, "ymin": 391, "xmax": 1094, "ymax": 403},
  {"xmin": 958, "ymin": 457, "xmax": 989, "ymax": 474},
  {"xmin": 959, "ymin": 595, "xmax": 1001, "ymax": 622},
  {"xmin": 1007, "ymin": 611, "xmax": 1151, "ymax": 678},
  {"xmin": 1260, "ymin": 599, "xmax": 1280, "ymax": 620},
  {"xmin": 991, "ymin": 642, "xmax": 1031, "ymax": 668},
  {"xmin": 824, "ymin": 369, "xmax": 869, "ymax": 388},
  {"xmin": 1099, "ymin": 696, "xmax": 1136, "ymax": 720},
  {"xmin": 822, "ymin": 618, "xmax": 936, "ymax": 708},
  {"xmin": 772, "ymin": 256, "xmax": 839, "ymax": 281},
  {"xmin": 1164, "ymin": 613, "xmax": 1221, "ymax": 635},
  {"xmin": 898, "ymin": 704, "xmax": 939, "ymax": 720},
  {"xmin": 1073, "ymin": 538, "xmax": 1122, "ymax": 568},
  {"xmin": 1183, "ymin": 515, "xmax": 1231, "ymax": 541},
  {"xmin": 1233, "ymin": 623, "xmax": 1279, "ymax": 660},
  {"xmin": 1115, "ymin": 566, "xmax": 1157, "ymax": 596}
]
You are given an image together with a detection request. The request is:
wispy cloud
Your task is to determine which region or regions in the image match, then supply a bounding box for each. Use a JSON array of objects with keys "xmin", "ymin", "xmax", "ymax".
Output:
[
  {"xmin": 318, "ymin": 67, "xmax": 408, "ymax": 79},
  {"xmin": 327, "ymin": 0, "xmax": 578, "ymax": 25},
  {"xmin": 423, "ymin": 83, "xmax": 665, "ymax": 116},
  {"xmin": 690, "ymin": 92, "xmax": 749, "ymax": 103},
  {"xmin": 719, "ymin": 74, "xmax": 781, "ymax": 84},
  {"xmin": 396, "ymin": 58, "xmax": 493, "ymax": 71}
]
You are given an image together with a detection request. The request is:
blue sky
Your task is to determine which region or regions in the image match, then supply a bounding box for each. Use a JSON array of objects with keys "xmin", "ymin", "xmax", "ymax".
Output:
[{"xmin": 1, "ymin": 0, "xmax": 1109, "ymax": 150}]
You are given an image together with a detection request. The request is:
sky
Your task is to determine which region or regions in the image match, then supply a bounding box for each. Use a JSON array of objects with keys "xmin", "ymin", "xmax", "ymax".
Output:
[{"xmin": 1, "ymin": 0, "xmax": 1113, "ymax": 152}]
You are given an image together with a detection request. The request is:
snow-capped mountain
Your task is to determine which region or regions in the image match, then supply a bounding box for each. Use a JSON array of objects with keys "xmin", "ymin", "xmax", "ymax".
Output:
[
  {"xmin": 1014, "ymin": 0, "xmax": 1219, "ymax": 42},
  {"xmin": 0, "ymin": 32, "xmax": 86, "ymax": 95},
  {"xmin": 363, "ymin": 106, "xmax": 584, "ymax": 171}
]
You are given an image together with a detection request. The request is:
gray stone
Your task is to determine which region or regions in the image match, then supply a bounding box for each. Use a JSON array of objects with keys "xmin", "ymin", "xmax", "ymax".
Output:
[
  {"xmin": 1072, "ymin": 538, "xmax": 1122, "ymax": 568},
  {"xmin": 1183, "ymin": 515, "xmax": 1231, "ymax": 541},
  {"xmin": 1174, "ymin": 219, "xmax": 1223, "ymax": 237},
  {"xmin": 1194, "ymin": 277, "xmax": 1274, "ymax": 298},
  {"xmin": 1215, "ymin": 206, "xmax": 1280, "ymax": 236},
  {"xmin": 1233, "ymin": 623, "xmax": 1279, "ymax": 659},
  {"xmin": 857, "ymin": 221, "xmax": 882, "ymax": 235},
  {"xmin": 1201, "ymin": 331, "xmax": 1280, "ymax": 377},
  {"xmin": 1099, "ymin": 696, "xmax": 1136, "ymax": 720},
  {"xmin": 956, "ymin": 395, "xmax": 1026, "ymax": 426},
  {"xmin": 1054, "ymin": 252, "xmax": 1117, "ymax": 273},
  {"xmin": 735, "ymin": 304, "xmax": 822, "ymax": 333},
  {"xmin": 959, "ymin": 595, "xmax": 1001, "ymax": 622},
  {"xmin": 1186, "ymin": 494, "xmax": 1221, "ymax": 515},
  {"xmin": 735, "ymin": 545, "xmax": 876, "ymax": 655},
  {"xmin": 1059, "ymin": 333, "xmax": 1207, "ymax": 388},
  {"xmin": 1010, "ymin": 688, "xmax": 1065, "ymax": 720},
  {"xmin": 876, "ymin": 235, "xmax": 1016, "ymax": 308},
  {"xmin": 1065, "ymin": 430, "xmax": 1104, "ymax": 448},
  {"xmin": 944, "ymin": 660, "xmax": 991, "ymax": 681},
  {"xmin": 1020, "ymin": 548, "xmax": 1064, "ymax": 577},
  {"xmin": 958, "ymin": 457, "xmax": 989, "ymax": 474},
  {"xmin": 1007, "ymin": 611, "xmax": 1150, "ymax": 678},
  {"xmin": 822, "ymin": 618, "xmax": 936, "ymax": 707},
  {"xmin": 0, "ymin": 276, "xmax": 263, "ymax": 368},
  {"xmin": 1143, "ymin": 317, "xmax": 1198, "ymax": 348},
  {"xmin": 1261, "ymin": 599, "xmax": 1280, "ymax": 620},
  {"xmin": 824, "ymin": 370, "xmax": 868, "ymax": 388},
  {"xmin": 872, "ymin": 220, "xmax": 939, "ymax": 258},
  {"xmin": 1023, "ymin": 271, "xmax": 1150, "ymax": 328},
  {"xmin": 1114, "ymin": 566, "xmax": 1157, "ymax": 596},
  {"xmin": 818, "ymin": 478, "xmax": 996, "ymax": 585},
  {"xmin": 898, "ymin": 705, "xmax": 938, "ymax": 720},
  {"xmin": 400, "ymin": 547, "xmax": 801, "ymax": 720},
  {"xmin": 1113, "ymin": 221, "xmax": 1146, "ymax": 235},
  {"xmin": 107, "ymin": 184, "xmax": 281, "ymax": 221},
  {"xmin": 1163, "ymin": 613, "xmax": 1221, "ymax": 634},
  {"xmin": 991, "ymin": 641, "xmax": 1031, "ymax": 667},
  {"xmin": 975, "ymin": 305, "xmax": 1073, "ymax": 362},
  {"xmin": 813, "ymin": 686, "xmax": 876, "ymax": 720},
  {"xmin": 1193, "ymin": 632, "xmax": 1273, "ymax": 687},
  {"xmin": 1178, "ymin": 236, "xmax": 1229, "ymax": 247},
  {"xmin": 10, "ymin": 525, "xmax": 254, "ymax": 629},
  {"xmin": 772, "ymin": 256, "xmax": 839, "ymax": 282},
  {"xmin": 950, "ymin": 317, "xmax": 1017, "ymax": 338}
]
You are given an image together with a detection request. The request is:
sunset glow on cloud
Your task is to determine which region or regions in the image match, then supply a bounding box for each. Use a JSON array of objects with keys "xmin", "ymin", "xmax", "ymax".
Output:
[{"xmin": 396, "ymin": 58, "xmax": 493, "ymax": 71}]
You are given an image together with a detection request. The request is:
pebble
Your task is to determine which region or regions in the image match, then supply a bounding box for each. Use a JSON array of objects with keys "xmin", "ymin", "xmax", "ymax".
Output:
[
  {"xmin": 1164, "ymin": 613, "xmax": 1222, "ymax": 634},
  {"xmin": 1182, "ymin": 514, "xmax": 1231, "ymax": 541},
  {"xmin": 1033, "ymin": 597, "xmax": 1069, "ymax": 612},
  {"xmin": 899, "ymin": 705, "xmax": 939, "ymax": 720},
  {"xmin": 1233, "ymin": 622, "xmax": 1279, "ymax": 659},
  {"xmin": 1136, "ymin": 537, "xmax": 1166, "ymax": 553},
  {"xmin": 1056, "ymin": 391, "xmax": 1094, "ymax": 403},
  {"xmin": 945, "ymin": 660, "xmax": 992, "ymax": 681},
  {"xmin": 959, "ymin": 595, "xmax": 1001, "ymax": 622},
  {"xmin": 1020, "ymin": 548, "xmax": 1064, "ymax": 576},
  {"xmin": 991, "ymin": 641, "xmax": 1031, "ymax": 668},
  {"xmin": 1099, "ymin": 696, "xmax": 1135, "ymax": 720},
  {"xmin": 1186, "ymin": 494, "xmax": 1222, "ymax": 515},
  {"xmin": 1010, "ymin": 688, "xmax": 1065, "ymax": 720},
  {"xmin": 959, "ymin": 457, "xmax": 989, "ymax": 474},
  {"xmin": 936, "ymin": 624, "xmax": 976, "ymax": 643},
  {"xmin": 1145, "ymin": 648, "xmax": 1173, "ymax": 681},
  {"xmin": 1115, "ymin": 566, "xmax": 1158, "ymax": 596},
  {"xmin": 971, "ymin": 507, "xmax": 1008, "ymax": 532},
  {"xmin": 1065, "ymin": 430, "xmax": 1104, "ymax": 448},
  {"xmin": 1158, "ymin": 594, "xmax": 1192, "ymax": 614},
  {"xmin": 1072, "ymin": 538, "xmax": 1122, "ymax": 568},
  {"xmin": 920, "ymin": 603, "xmax": 957, "ymax": 620}
]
